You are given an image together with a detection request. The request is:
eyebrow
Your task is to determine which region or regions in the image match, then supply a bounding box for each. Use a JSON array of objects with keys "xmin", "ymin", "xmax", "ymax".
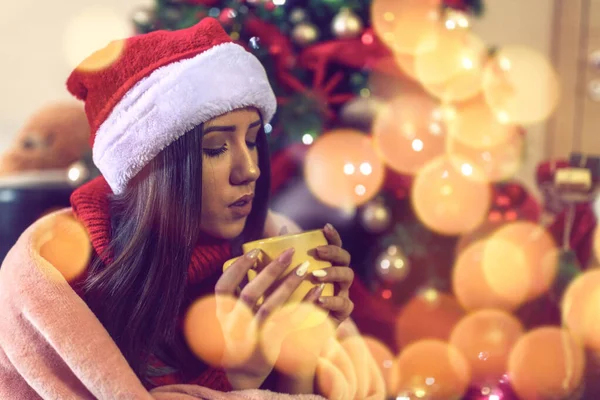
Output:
[{"xmin": 203, "ymin": 120, "xmax": 262, "ymax": 135}]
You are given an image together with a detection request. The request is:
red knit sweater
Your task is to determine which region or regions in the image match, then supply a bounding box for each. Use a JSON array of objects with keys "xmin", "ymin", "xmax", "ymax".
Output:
[{"xmin": 69, "ymin": 176, "xmax": 233, "ymax": 392}]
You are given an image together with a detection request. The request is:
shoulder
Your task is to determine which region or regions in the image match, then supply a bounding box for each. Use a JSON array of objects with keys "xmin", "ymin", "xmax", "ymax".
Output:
[{"xmin": 1, "ymin": 208, "xmax": 92, "ymax": 284}]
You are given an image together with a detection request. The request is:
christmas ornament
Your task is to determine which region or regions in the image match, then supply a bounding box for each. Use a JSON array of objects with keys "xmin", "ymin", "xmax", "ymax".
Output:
[
  {"xmin": 219, "ymin": 8, "xmax": 237, "ymax": 25},
  {"xmin": 375, "ymin": 245, "xmax": 410, "ymax": 282},
  {"xmin": 289, "ymin": 8, "xmax": 307, "ymax": 24},
  {"xmin": 292, "ymin": 23, "xmax": 319, "ymax": 46},
  {"xmin": 339, "ymin": 95, "xmax": 383, "ymax": 131},
  {"xmin": 249, "ymin": 37, "xmax": 260, "ymax": 50},
  {"xmin": 331, "ymin": 8, "xmax": 363, "ymax": 39},
  {"xmin": 360, "ymin": 199, "xmax": 392, "ymax": 233},
  {"xmin": 132, "ymin": 8, "xmax": 154, "ymax": 26}
]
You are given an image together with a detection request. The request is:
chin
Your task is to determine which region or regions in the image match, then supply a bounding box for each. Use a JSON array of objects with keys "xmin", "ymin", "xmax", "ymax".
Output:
[{"xmin": 208, "ymin": 219, "xmax": 247, "ymax": 240}]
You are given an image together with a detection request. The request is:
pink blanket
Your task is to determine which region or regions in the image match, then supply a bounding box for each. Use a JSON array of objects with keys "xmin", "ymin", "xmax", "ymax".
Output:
[{"xmin": 0, "ymin": 210, "xmax": 327, "ymax": 399}]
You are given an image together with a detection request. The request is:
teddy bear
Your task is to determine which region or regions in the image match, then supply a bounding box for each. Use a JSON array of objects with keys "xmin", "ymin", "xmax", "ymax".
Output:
[{"xmin": 0, "ymin": 102, "xmax": 91, "ymax": 175}]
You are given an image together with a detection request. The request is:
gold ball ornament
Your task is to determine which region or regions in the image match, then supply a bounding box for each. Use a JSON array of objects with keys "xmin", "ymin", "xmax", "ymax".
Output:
[
  {"xmin": 375, "ymin": 245, "xmax": 410, "ymax": 283},
  {"xmin": 331, "ymin": 8, "xmax": 364, "ymax": 39},
  {"xmin": 292, "ymin": 23, "xmax": 319, "ymax": 46},
  {"xmin": 360, "ymin": 199, "xmax": 392, "ymax": 233}
]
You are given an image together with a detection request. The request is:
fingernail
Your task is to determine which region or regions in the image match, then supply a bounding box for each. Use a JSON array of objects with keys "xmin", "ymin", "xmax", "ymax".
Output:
[
  {"xmin": 318, "ymin": 296, "xmax": 327, "ymax": 304},
  {"xmin": 313, "ymin": 283, "xmax": 325, "ymax": 299},
  {"xmin": 296, "ymin": 261, "xmax": 310, "ymax": 277},
  {"xmin": 246, "ymin": 248, "xmax": 261, "ymax": 260},
  {"xmin": 325, "ymin": 223, "xmax": 334, "ymax": 233},
  {"xmin": 317, "ymin": 246, "xmax": 329, "ymax": 255},
  {"xmin": 278, "ymin": 248, "xmax": 295, "ymax": 264},
  {"xmin": 312, "ymin": 270, "xmax": 327, "ymax": 278}
]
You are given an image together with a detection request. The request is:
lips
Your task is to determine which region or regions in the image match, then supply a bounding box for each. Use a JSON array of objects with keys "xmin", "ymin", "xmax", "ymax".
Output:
[{"xmin": 229, "ymin": 194, "xmax": 254, "ymax": 208}]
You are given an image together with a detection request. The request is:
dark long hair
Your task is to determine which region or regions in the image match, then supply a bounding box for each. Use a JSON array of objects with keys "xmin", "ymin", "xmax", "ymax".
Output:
[{"xmin": 81, "ymin": 118, "xmax": 271, "ymax": 385}]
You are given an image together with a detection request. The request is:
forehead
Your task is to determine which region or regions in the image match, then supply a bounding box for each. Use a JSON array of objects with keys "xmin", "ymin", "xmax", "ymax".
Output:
[{"xmin": 204, "ymin": 108, "xmax": 261, "ymax": 127}]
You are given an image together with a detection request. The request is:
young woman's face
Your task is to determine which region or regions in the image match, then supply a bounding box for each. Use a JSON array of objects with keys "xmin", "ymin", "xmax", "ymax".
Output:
[{"xmin": 200, "ymin": 108, "xmax": 261, "ymax": 239}]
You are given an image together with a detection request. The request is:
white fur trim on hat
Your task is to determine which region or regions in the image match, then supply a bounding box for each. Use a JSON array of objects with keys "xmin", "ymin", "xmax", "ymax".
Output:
[{"xmin": 93, "ymin": 42, "xmax": 277, "ymax": 194}]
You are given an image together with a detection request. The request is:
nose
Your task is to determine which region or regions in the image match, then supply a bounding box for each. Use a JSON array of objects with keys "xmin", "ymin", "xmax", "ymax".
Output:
[{"xmin": 230, "ymin": 143, "xmax": 260, "ymax": 186}]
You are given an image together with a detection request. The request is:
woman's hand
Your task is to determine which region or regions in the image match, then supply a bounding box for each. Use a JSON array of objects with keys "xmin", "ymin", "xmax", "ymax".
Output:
[
  {"xmin": 311, "ymin": 223, "xmax": 355, "ymax": 327},
  {"xmin": 214, "ymin": 248, "xmax": 325, "ymax": 390}
]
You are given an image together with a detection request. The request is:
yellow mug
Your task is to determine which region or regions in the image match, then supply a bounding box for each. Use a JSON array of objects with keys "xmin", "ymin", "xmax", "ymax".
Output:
[{"xmin": 223, "ymin": 229, "xmax": 334, "ymax": 327}]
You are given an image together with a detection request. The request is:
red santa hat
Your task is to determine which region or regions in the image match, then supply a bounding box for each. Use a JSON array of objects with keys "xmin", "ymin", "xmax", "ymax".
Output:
[{"xmin": 66, "ymin": 18, "xmax": 276, "ymax": 194}]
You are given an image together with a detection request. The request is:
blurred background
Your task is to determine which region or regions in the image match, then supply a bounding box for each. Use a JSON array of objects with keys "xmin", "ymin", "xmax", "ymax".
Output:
[{"xmin": 1, "ymin": 0, "xmax": 600, "ymax": 399}]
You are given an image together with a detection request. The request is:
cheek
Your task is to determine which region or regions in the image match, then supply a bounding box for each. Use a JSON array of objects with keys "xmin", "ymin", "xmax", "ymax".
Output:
[{"xmin": 200, "ymin": 158, "xmax": 228, "ymax": 216}]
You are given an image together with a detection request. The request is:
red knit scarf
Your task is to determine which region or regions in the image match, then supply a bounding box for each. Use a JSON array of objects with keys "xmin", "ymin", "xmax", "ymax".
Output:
[{"xmin": 70, "ymin": 176, "xmax": 233, "ymax": 392}]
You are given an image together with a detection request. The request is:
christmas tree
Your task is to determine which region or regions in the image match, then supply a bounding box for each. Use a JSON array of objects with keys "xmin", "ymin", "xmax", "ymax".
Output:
[{"xmin": 129, "ymin": 0, "xmax": 600, "ymax": 398}]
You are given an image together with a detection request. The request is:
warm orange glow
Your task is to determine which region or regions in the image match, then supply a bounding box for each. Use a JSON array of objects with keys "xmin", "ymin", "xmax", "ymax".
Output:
[
  {"xmin": 488, "ymin": 222, "xmax": 559, "ymax": 301},
  {"xmin": 411, "ymin": 155, "xmax": 491, "ymax": 235},
  {"xmin": 363, "ymin": 336, "xmax": 400, "ymax": 396},
  {"xmin": 371, "ymin": 0, "xmax": 441, "ymax": 55},
  {"xmin": 373, "ymin": 93, "xmax": 446, "ymax": 175},
  {"xmin": 446, "ymin": 125, "xmax": 524, "ymax": 182},
  {"xmin": 183, "ymin": 295, "xmax": 257, "ymax": 368},
  {"xmin": 562, "ymin": 269, "xmax": 600, "ymax": 350},
  {"xmin": 395, "ymin": 340, "xmax": 471, "ymax": 399},
  {"xmin": 508, "ymin": 327, "xmax": 585, "ymax": 400},
  {"xmin": 444, "ymin": 95, "xmax": 521, "ymax": 149},
  {"xmin": 449, "ymin": 309, "xmax": 524, "ymax": 385},
  {"xmin": 304, "ymin": 129, "xmax": 385, "ymax": 209},
  {"xmin": 415, "ymin": 28, "xmax": 485, "ymax": 89},
  {"xmin": 38, "ymin": 214, "xmax": 91, "ymax": 283},
  {"xmin": 482, "ymin": 46, "xmax": 560, "ymax": 125},
  {"xmin": 453, "ymin": 240, "xmax": 527, "ymax": 311},
  {"xmin": 395, "ymin": 289, "xmax": 465, "ymax": 348}
]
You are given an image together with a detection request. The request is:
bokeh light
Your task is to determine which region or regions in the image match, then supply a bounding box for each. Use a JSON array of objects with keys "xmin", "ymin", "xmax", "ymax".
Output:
[
  {"xmin": 562, "ymin": 269, "xmax": 600, "ymax": 350},
  {"xmin": 444, "ymin": 95, "xmax": 522, "ymax": 149},
  {"xmin": 411, "ymin": 155, "xmax": 491, "ymax": 235},
  {"xmin": 453, "ymin": 240, "xmax": 527, "ymax": 311},
  {"xmin": 395, "ymin": 289, "xmax": 465, "ymax": 348},
  {"xmin": 446, "ymin": 127, "xmax": 524, "ymax": 182},
  {"xmin": 372, "ymin": 93, "xmax": 446, "ymax": 175},
  {"xmin": 481, "ymin": 237, "xmax": 531, "ymax": 307},
  {"xmin": 371, "ymin": 0, "xmax": 441, "ymax": 55},
  {"xmin": 449, "ymin": 309, "xmax": 524, "ymax": 385},
  {"xmin": 395, "ymin": 339, "xmax": 471, "ymax": 400},
  {"xmin": 415, "ymin": 29, "xmax": 486, "ymax": 103},
  {"xmin": 508, "ymin": 327, "xmax": 585, "ymax": 400},
  {"xmin": 363, "ymin": 336, "xmax": 400, "ymax": 396},
  {"xmin": 183, "ymin": 295, "xmax": 257, "ymax": 368},
  {"xmin": 38, "ymin": 213, "xmax": 91, "ymax": 283},
  {"xmin": 304, "ymin": 129, "xmax": 385, "ymax": 209},
  {"xmin": 482, "ymin": 46, "xmax": 560, "ymax": 126},
  {"xmin": 267, "ymin": 303, "xmax": 336, "ymax": 376},
  {"xmin": 395, "ymin": 53, "xmax": 418, "ymax": 81},
  {"xmin": 63, "ymin": 7, "xmax": 131, "ymax": 70},
  {"xmin": 488, "ymin": 221, "xmax": 559, "ymax": 301}
]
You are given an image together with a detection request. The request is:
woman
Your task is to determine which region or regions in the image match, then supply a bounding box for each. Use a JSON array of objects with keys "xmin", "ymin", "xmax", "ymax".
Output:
[{"xmin": 0, "ymin": 17, "xmax": 356, "ymax": 398}]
